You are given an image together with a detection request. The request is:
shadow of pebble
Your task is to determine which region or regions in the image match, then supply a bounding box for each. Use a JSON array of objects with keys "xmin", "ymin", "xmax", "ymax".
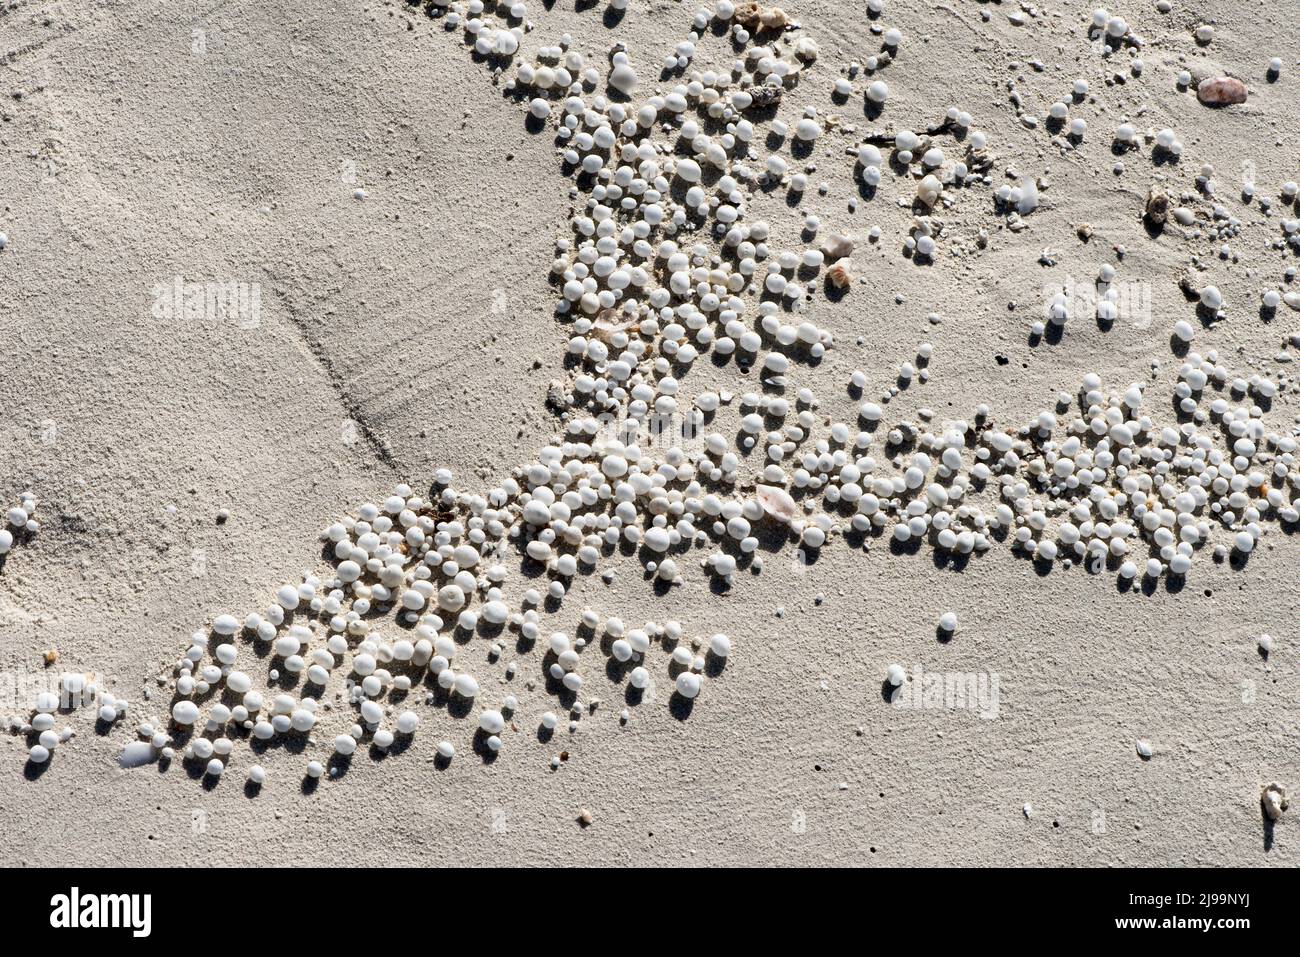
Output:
[
  {"xmin": 668, "ymin": 692, "xmax": 694, "ymax": 721},
  {"xmin": 328, "ymin": 753, "xmax": 353, "ymax": 778},
  {"xmin": 471, "ymin": 729, "xmax": 499, "ymax": 763}
]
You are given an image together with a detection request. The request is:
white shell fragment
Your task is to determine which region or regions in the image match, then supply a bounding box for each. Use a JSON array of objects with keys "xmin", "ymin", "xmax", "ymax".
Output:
[
  {"xmin": 755, "ymin": 484, "xmax": 798, "ymax": 523},
  {"xmin": 118, "ymin": 742, "xmax": 157, "ymax": 769},
  {"xmin": 1261, "ymin": 783, "xmax": 1288, "ymax": 821}
]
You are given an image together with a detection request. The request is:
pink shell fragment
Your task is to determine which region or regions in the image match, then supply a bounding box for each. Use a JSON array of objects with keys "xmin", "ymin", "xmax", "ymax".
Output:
[{"xmin": 1196, "ymin": 77, "xmax": 1247, "ymax": 106}]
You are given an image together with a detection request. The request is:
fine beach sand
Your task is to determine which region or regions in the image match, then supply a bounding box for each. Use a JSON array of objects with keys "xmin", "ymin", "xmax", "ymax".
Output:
[{"xmin": 0, "ymin": 0, "xmax": 1296, "ymax": 866}]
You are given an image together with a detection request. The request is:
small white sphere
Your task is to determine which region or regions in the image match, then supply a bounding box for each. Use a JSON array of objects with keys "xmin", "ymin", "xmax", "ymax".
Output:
[
  {"xmin": 675, "ymin": 672, "xmax": 702, "ymax": 698},
  {"xmin": 276, "ymin": 584, "xmax": 300, "ymax": 609},
  {"xmin": 479, "ymin": 709, "xmax": 506, "ymax": 734},
  {"xmin": 453, "ymin": 673, "xmax": 479, "ymax": 698}
]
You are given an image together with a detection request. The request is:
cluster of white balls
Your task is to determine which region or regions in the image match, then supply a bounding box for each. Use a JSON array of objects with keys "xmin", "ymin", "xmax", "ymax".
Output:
[
  {"xmin": 145, "ymin": 448, "xmax": 748, "ymax": 782},
  {"xmin": 1089, "ymin": 8, "xmax": 1132, "ymax": 43},
  {"xmin": 985, "ymin": 372, "xmax": 1297, "ymax": 575},
  {"xmin": 117, "ymin": 1, "xmax": 1298, "ymax": 790},
  {"xmin": 12, "ymin": 672, "xmax": 106, "ymax": 765},
  {"xmin": 0, "ymin": 492, "xmax": 39, "ymax": 557}
]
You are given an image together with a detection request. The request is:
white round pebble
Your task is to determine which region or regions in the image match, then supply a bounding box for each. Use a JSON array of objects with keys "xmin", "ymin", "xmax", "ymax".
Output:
[
  {"xmin": 675, "ymin": 672, "xmax": 701, "ymax": 698},
  {"xmin": 453, "ymin": 673, "xmax": 479, "ymax": 698}
]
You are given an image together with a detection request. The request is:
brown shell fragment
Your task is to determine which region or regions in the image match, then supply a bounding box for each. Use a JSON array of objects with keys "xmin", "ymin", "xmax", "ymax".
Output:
[
  {"xmin": 1196, "ymin": 76, "xmax": 1247, "ymax": 106},
  {"xmin": 1144, "ymin": 186, "xmax": 1169, "ymax": 225},
  {"xmin": 734, "ymin": 2, "xmax": 794, "ymax": 31},
  {"xmin": 827, "ymin": 262, "xmax": 853, "ymax": 289},
  {"xmin": 746, "ymin": 84, "xmax": 783, "ymax": 108}
]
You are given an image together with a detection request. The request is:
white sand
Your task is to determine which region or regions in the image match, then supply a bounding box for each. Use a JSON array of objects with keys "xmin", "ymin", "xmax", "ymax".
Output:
[{"xmin": 0, "ymin": 0, "xmax": 1296, "ymax": 865}]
